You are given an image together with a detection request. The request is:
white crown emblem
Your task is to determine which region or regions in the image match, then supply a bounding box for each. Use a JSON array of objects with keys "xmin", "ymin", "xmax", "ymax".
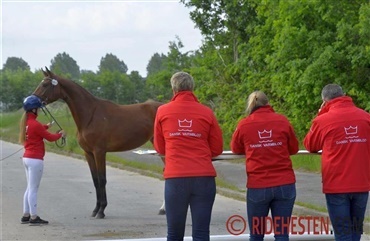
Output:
[
  {"xmin": 178, "ymin": 119, "xmax": 192, "ymax": 128},
  {"xmin": 258, "ymin": 130, "xmax": 272, "ymax": 139},
  {"xmin": 344, "ymin": 126, "xmax": 358, "ymax": 135}
]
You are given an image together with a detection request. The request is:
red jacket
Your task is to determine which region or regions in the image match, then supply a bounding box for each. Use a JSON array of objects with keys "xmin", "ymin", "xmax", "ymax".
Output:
[
  {"xmin": 304, "ymin": 96, "xmax": 370, "ymax": 193},
  {"xmin": 231, "ymin": 106, "xmax": 298, "ymax": 188},
  {"xmin": 154, "ymin": 91, "xmax": 223, "ymax": 179},
  {"xmin": 23, "ymin": 113, "xmax": 62, "ymax": 160}
]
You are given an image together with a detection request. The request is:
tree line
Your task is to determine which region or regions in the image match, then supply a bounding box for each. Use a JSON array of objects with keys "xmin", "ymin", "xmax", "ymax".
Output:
[{"xmin": 1, "ymin": 0, "xmax": 369, "ymax": 145}]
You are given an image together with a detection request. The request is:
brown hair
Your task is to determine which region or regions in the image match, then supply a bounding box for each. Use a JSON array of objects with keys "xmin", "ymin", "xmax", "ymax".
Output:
[
  {"xmin": 19, "ymin": 112, "xmax": 27, "ymax": 144},
  {"xmin": 246, "ymin": 91, "xmax": 269, "ymax": 115}
]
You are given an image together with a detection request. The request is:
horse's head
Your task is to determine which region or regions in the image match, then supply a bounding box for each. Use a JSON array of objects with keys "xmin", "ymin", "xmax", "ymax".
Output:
[{"xmin": 33, "ymin": 67, "xmax": 64, "ymax": 105}]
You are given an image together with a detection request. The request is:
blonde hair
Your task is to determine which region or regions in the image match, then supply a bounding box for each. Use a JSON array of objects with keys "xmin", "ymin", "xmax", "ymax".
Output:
[
  {"xmin": 246, "ymin": 91, "xmax": 269, "ymax": 115},
  {"xmin": 19, "ymin": 112, "xmax": 27, "ymax": 144}
]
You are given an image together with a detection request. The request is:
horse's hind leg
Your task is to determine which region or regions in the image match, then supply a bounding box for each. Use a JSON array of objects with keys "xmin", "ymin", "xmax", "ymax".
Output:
[
  {"xmin": 158, "ymin": 200, "xmax": 166, "ymax": 215},
  {"xmin": 85, "ymin": 151, "xmax": 101, "ymax": 217},
  {"xmin": 158, "ymin": 156, "xmax": 166, "ymax": 215},
  {"xmin": 94, "ymin": 150, "xmax": 108, "ymax": 219}
]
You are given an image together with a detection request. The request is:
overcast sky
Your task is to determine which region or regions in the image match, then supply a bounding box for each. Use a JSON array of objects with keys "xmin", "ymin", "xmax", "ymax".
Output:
[{"xmin": 1, "ymin": 0, "xmax": 203, "ymax": 76}]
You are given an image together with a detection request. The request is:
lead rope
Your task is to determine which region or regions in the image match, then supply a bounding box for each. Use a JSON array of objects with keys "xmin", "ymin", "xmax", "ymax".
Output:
[
  {"xmin": 0, "ymin": 147, "xmax": 23, "ymax": 161},
  {"xmin": 41, "ymin": 106, "xmax": 66, "ymax": 148}
]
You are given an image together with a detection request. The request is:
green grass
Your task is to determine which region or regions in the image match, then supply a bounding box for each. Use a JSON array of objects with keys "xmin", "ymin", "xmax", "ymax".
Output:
[
  {"xmin": 291, "ymin": 154, "xmax": 321, "ymax": 173},
  {"xmin": 295, "ymin": 201, "xmax": 327, "ymax": 213}
]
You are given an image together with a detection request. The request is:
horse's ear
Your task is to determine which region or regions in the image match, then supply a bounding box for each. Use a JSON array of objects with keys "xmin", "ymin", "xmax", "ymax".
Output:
[
  {"xmin": 42, "ymin": 68, "xmax": 48, "ymax": 77},
  {"xmin": 43, "ymin": 67, "xmax": 53, "ymax": 77}
]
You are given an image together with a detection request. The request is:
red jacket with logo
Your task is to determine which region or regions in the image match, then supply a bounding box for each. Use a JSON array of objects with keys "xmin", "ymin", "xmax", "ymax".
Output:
[
  {"xmin": 23, "ymin": 113, "xmax": 62, "ymax": 160},
  {"xmin": 230, "ymin": 106, "xmax": 299, "ymax": 188},
  {"xmin": 154, "ymin": 91, "xmax": 223, "ymax": 179},
  {"xmin": 304, "ymin": 96, "xmax": 370, "ymax": 193}
]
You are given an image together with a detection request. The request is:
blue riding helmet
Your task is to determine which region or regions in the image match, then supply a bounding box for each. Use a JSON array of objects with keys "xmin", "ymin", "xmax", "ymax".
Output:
[{"xmin": 23, "ymin": 95, "xmax": 43, "ymax": 111}]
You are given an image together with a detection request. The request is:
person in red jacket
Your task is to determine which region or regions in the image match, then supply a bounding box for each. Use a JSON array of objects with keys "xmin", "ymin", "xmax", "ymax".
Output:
[
  {"xmin": 19, "ymin": 95, "xmax": 65, "ymax": 225},
  {"xmin": 304, "ymin": 84, "xmax": 370, "ymax": 241},
  {"xmin": 230, "ymin": 90, "xmax": 299, "ymax": 241},
  {"xmin": 154, "ymin": 72, "xmax": 223, "ymax": 241}
]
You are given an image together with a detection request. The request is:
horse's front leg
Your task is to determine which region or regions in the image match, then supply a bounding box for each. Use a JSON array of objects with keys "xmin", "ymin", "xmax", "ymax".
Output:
[
  {"xmin": 85, "ymin": 151, "xmax": 101, "ymax": 217},
  {"xmin": 94, "ymin": 150, "xmax": 107, "ymax": 219}
]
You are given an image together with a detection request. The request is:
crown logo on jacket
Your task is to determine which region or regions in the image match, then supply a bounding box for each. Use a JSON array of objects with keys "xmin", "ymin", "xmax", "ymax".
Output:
[
  {"xmin": 258, "ymin": 130, "xmax": 272, "ymax": 139},
  {"xmin": 344, "ymin": 126, "xmax": 358, "ymax": 135},
  {"xmin": 178, "ymin": 119, "xmax": 192, "ymax": 128}
]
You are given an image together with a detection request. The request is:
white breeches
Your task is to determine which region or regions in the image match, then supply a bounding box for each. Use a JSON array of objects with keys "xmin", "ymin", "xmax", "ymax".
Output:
[{"xmin": 23, "ymin": 157, "xmax": 44, "ymax": 216}]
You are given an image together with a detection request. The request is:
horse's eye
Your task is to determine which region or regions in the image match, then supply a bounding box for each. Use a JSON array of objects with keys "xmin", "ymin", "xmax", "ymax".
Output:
[{"xmin": 42, "ymin": 83, "xmax": 48, "ymax": 87}]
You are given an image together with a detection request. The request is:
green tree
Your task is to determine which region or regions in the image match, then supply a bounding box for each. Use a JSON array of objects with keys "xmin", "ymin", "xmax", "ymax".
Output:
[
  {"xmin": 2, "ymin": 57, "xmax": 30, "ymax": 71},
  {"xmin": 179, "ymin": 0, "xmax": 259, "ymax": 140},
  {"xmin": 240, "ymin": 0, "xmax": 370, "ymax": 137},
  {"xmin": 50, "ymin": 52, "xmax": 81, "ymax": 80},
  {"xmin": 181, "ymin": 0, "xmax": 370, "ymax": 144},
  {"xmin": 164, "ymin": 36, "xmax": 194, "ymax": 71},
  {"xmin": 80, "ymin": 70, "xmax": 101, "ymax": 97},
  {"xmin": 0, "ymin": 70, "xmax": 43, "ymax": 111},
  {"xmin": 128, "ymin": 71, "xmax": 146, "ymax": 103},
  {"xmin": 145, "ymin": 70, "xmax": 173, "ymax": 102},
  {"xmin": 97, "ymin": 71, "xmax": 134, "ymax": 104},
  {"xmin": 98, "ymin": 53, "xmax": 128, "ymax": 74},
  {"xmin": 146, "ymin": 53, "xmax": 167, "ymax": 76}
]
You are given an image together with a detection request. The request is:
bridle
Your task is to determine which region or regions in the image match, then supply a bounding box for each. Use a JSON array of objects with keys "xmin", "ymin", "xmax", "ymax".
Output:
[
  {"xmin": 36, "ymin": 77, "xmax": 60, "ymax": 104},
  {"xmin": 35, "ymin": 77, "xmax": 66, "ymax": 148},
  {"xmin": 41, "ymin": 107, "xmax": 66, "ymax": 148}
]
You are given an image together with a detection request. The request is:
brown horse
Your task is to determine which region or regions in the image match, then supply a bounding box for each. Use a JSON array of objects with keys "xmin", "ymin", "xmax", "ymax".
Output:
[{"xmin": 33, "ymin": 68, "xmax": 164, "ymax": 219}]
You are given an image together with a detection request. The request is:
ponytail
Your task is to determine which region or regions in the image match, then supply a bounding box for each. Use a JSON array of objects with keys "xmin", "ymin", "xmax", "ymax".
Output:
[
  {"xmin": 19, "ymin": 112, "xmax": 27, "ymax": 144},
  {"xmin": 245, "ymin": 91, "xmax": 269, "ymax": 115}
]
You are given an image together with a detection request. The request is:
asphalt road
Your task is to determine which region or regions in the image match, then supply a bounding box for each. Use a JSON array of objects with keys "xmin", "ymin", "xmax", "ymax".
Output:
[{"xmin": 1, "ymin": 141, "xmax": 247, "ymax": 241}]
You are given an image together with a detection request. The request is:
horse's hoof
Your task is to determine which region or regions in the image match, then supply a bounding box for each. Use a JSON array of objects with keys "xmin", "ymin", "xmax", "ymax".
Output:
[
  {"xmin": 91, "ymin": 212, "xmax": 97, "ymax": 217},
  {"xmin": 96, "ymin": 212, "xmax": 105, "ymax": 219},
  {"xmin": 158, "ymin": 209, "xmax": 166, "ymax": 215}
]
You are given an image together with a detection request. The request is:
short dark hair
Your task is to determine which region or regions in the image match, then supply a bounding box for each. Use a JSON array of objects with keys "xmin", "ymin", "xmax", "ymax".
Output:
[{"xmin": 321, "ymin": 84, "xmax": 344, "ymax": 101}]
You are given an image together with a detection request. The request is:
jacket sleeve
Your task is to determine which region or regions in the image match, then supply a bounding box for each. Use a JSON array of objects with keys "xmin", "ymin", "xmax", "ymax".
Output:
[
  {"xmin": 208, "ymin": 115, "xmax": 223, "ymax": 157},
  {"xmin": 154, "ymin": 113, "xmax": 166, "ymax": 155},
  {"xmin": 303, "ymin": 120, "xmax": 322, "ymax": 153},
  {"xmin": 230, "ymin": 122, "xmax": 245, "ymax": 154},
  {"xmin": 36, "ymin": 123, "xmax": 62, "ymax": 142},
  {"xmin": 287, "ymin": 124, "xmax": 299, "ymax": 155}
]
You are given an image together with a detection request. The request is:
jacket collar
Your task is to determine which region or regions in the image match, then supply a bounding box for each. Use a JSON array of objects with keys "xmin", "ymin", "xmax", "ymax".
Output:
[
  {"xmin": 171, "ymin": 91, "xmax": 199, "ymax": 102},
  {"xmin": 318, "ymin": 96, "xmax": 354, "ymax": 116},
  {"xmin": 250, "ymin": 105, "xmax": 275, "ymax": 115},
  {"xmin": 26, "ymin": 112, "xmax": 38, "ymax": 119}
]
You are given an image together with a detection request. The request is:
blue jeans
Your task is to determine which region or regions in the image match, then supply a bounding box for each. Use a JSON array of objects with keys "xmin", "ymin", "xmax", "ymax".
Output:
[
  {"xmin": 165, "ymin": 177, "xmax": 216, "ymax": 241},
  {"xmin": 247, "ymin": 183, "xmax": 296, "ymax": 241},
  {"xmin": 325, "ymin": 192, "xmax": 369, "ymax": 241}
]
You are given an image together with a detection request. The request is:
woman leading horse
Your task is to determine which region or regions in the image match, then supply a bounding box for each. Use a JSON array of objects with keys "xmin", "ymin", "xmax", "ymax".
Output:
[{"xmin": 33, "ymin": 68, "xmax": 163, "ymax": 219}]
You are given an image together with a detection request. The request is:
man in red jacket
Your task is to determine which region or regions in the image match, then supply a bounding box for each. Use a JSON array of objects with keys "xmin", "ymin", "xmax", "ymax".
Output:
[
  {"xmin": 154, "ymin": 72, "xmax": 223, "ymax": 241},
  {"xmin": 304, "ymin": 84, "xmax": 370, "ymax": 241}
]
